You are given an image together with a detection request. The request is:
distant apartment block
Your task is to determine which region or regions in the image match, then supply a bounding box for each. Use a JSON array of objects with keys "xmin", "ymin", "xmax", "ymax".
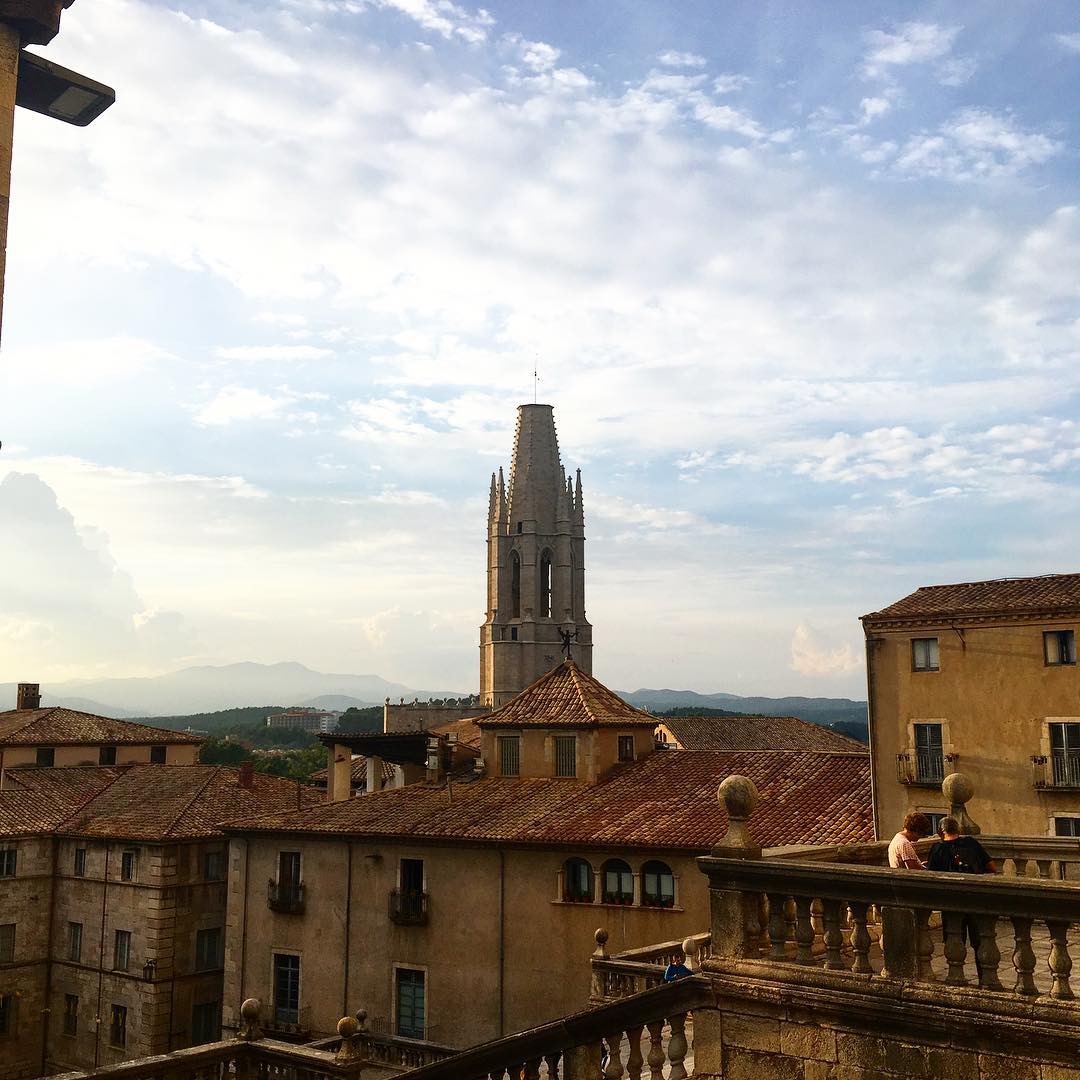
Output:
[
  {"xmin": 265, "ymin": 708, "xmax": 341, "ymax": 734},
  {"xmin": 862, "ymin": 572, "xmax": 1080, "ymax": 838}
]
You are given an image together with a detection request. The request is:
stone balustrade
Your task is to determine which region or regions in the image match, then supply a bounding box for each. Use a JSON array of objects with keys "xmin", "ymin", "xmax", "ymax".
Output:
[
  {"xmin": 590, "ymin": 930, "xmax": 711, "ymax": 1001},
  {"xmin": 400, "ymin": 977, "xmax": 710, "ymax": 1080}
]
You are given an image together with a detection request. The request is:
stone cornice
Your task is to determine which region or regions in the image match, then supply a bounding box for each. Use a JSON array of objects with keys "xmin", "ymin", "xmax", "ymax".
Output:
[
  {"xmin": 0, "ymin": 0, "xmax": 73, "ymax": 45},
  {"xmin": 862, "ymin": 607, "xmax": 1080, "ymax": 633}
]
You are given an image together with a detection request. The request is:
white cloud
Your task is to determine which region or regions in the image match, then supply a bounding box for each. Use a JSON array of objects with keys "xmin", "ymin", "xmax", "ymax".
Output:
[
  {"xmin": 859, "ymin": 96, "xmax": 891, "ymax": 124},
  {"xmin": 713, "ymin": 73, "xmax": 750, "ymax": 95},
  {"xmin": 937, "ymin": 56, "xmax": 977, "ymax": 86},
  {"xmin": 216, "ymin": 345, "xmax": 333, "ymax": 362},
  {"xmin": 657, "ymin": 50, "xmax": 706, "ymax": 68},
  {"xmin": 1054, "ymin": 33, "xmax": 1080, "ymax": 54},
  {"xmin": 862, "ymin": 22, "xmax": 959, "ymax": 79},
  {"xmin": 368, "ymin": 0, "xmax": 495, "ymax": 43},
  {"xmin": 790, "ymin": 624, "xmax": 861, "ymax": 677},
  {"xmin": 193, "ymin": 386, "xmax": 292, "ymax": 426}
]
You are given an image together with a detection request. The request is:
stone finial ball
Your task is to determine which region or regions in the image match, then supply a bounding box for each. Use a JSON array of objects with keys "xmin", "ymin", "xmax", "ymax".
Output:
[
  {"xmin": 682, "ymin": 937, "xmax": 697, "ymax": 956},
  {"xmin": 595, "ymin": 928, "xmax": 609, "ymax": 946},
  {"xmin": 355, "ymin": 1009, "xmax": 368, "ymax": 1027},
  {"xmin": 240, "ymin": 999, "xmax": 261, "ymax": 1023},
  {"xmin": 942, "ymin": 772, "xmax": 974, "ymax": 805},
  {"xmin": 718, "ymin": 775, "xmax": 760, "ymax": 819},
  {"xmin": 337, "ymin": 1016, "xmax": 359, "ymax": 1040}
]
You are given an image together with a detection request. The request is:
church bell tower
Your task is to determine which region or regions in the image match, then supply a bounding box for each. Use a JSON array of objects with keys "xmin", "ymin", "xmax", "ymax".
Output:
[{"xmin": 480, "ymin": 404, "xmax": 593, "ymax": 707}]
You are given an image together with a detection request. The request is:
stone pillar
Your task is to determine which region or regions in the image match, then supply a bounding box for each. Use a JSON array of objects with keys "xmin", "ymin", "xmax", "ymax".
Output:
[
  {"xmin": 880, "ymin": 906, "xmax": 918, "ymax": 979},
  {"xmin": 942, "ymin": 772, "xmax": 979, "ymax": 835},
  {"xmin": 330, "ymin": 745, "xmax": 351, "ymax": 802},
  {"xmin": 366, "ymin": 754, "xmax": 383, "ymax": 795},
  {"xmin": 708, "ymin": 775, "xmax": 764, "ymax": 960}
]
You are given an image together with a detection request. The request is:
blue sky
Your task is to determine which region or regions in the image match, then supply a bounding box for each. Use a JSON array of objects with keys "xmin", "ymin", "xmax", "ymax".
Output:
[{"xmin": 2, "ymin": 0, "xmax": 1080, "ymax": 696}]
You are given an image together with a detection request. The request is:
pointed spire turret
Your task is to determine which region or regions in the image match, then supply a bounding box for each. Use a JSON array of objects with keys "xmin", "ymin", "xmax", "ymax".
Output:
[
  {"xmin": 488, "ymin": 472, "xmax": 498, "ymax": 524},
  {"xmin": 497, "ymin": 466, "xmax": 507, "ymax": 525},
  {"xmin": 574, "ymin": 468, "xmax": 584, "ymax": 527}
]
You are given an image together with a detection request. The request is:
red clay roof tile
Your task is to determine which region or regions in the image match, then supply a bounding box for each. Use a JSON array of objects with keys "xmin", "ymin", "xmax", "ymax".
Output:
[
  {"xmin": 0, "ymin": 708, "xmax": 203, "ymax": 747},
  {"xmin": 657, "ymin": 715, "xmax": 866, "ymax": 753}
]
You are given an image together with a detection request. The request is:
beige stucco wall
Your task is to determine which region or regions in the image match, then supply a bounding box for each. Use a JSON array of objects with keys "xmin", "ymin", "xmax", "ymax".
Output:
[
  {"xmin": 479, "ymin": 726, "xmax": 654, "ymax": 781},
  {"xmin": 868, "ymin": 619, "xmax": 1080, "ymax": 837},
  {"xmin": 223, "ymin": 834, "xmax": 707, "ymax": 1049},
  {"xmin": 1, "ymin": 744, "xmax": 199, "ymax": 769}
]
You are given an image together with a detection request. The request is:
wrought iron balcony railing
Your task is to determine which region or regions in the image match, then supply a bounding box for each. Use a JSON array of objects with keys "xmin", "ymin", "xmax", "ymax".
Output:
[
  {"xmin": 267, "ymin": 879, "xmax": 305, "ymax": 914},
  {"xmin": 388, "ymin": 888, "xmax": 428, "ymax": 926}
]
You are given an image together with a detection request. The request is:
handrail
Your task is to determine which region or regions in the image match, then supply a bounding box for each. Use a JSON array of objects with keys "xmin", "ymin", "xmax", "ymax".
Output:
[{"xmin": 403, "ymin": 977, "xmax": 711, "ymax": 1079}]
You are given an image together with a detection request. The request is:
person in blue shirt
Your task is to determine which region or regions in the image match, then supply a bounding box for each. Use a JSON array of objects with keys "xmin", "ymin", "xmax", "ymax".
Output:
[{"xmin": 663, "ymin": 950, "xmax": 692, "ymax": 982}]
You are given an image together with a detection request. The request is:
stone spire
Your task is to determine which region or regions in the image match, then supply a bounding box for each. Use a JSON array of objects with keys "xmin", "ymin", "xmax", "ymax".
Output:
[{"xmin": 480, "ymin": 404, "xmax": 593, "ymax": 707}]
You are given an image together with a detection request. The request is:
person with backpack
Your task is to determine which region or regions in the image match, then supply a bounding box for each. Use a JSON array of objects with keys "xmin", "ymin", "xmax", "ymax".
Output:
[{"xmin": 926, "ymin": 817, "xmax": 997, "ymax": 979}]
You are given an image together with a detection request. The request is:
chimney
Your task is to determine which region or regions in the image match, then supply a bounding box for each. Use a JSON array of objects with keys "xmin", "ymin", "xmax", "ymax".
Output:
[
  {"xmin": 238, "ymin": 761, "xmax": 254, "ymax": 789},
  {"xmin": 17, "ymin": 683, "xmax": 41, "ymax": 710}
]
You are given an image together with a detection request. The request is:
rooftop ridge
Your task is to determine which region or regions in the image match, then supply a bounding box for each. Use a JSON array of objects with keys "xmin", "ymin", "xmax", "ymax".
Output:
[{"xmin": 164, "ymin": 765, "xmax": 223, "ymax": 838}]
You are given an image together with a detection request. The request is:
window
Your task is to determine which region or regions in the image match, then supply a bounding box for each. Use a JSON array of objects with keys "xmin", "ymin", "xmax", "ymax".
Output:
[
  {"xmin": 553, "ymin": 735, "xmax": 576, "ymax": 777},
  {"xmin": 913, "ymin": 723, "xmax": 944, "ymax": 784},
  {"xmin": 516, "ymin": 521, "xmax": 523, "ymax": 534},
  {"xmin": 0, "ymin": 923, "xmax": 14, "ymax": 963},
  {"xmin": 149, "ymin": 745, "xmax": 167, "ymax": 764},
  {"xmin": 0, "ymin": 993, "xmax": 12, "ymax": 1036},
  {"xmin": 1045, "ymin": 630, "xmax": 1077, "ymax": 666},
  {"xmin": 510, "ymin": 626, "xmax": 518, "ymax": 641},
  {"xmin": 539, "ymin": 551, "xmax": 553, "ymax": 618},
  {"xmin": 203, "ymin": 850, "xmax": 226, "ymax": 881},
  {"xmin": 395, "ymin": 968, "xmax": 425, "ymax": 1040},
  {"xmin": 113, "ymin": 929, "xmax": 131, "ymax": 972},
  {"xmin": 641, "ymin": 861, "xmax": 676, "ymax": 908},
  {"xmin": 278, "ymin": 851, "xmax": 301, "ymax": 886},
  {"xmin": 497, "ymin": 735, "xmax": 520, "ymax": 777},
  {"xmin": 925, "ymin": 812, "xmax": 947, "ymax": 835},
  {"xmin": 100, "ymin": 746, "xmax": 117, "ymax": 766},
  {"xmin": 563, "ymin": 858, "xmax": 593, "ymax": 903},
  {"xmin": 618, "ymin": 735, "xmax": 635, "ymax": 763},
  {"xmin": 68, "ymin": 922, "xmax": 83, "ymax": 963},
  {"xmin": 911, "ymin": 637, "xmax": 940, "ymax": 672},
  {"xmin": 1054, "ymin": 817, "xmax": 1080, "ymax": 837},
  {"xmin": 273, "ymin": 954, "xmax": 300, "ymax": 1026},
  {"xmin": 191, "ymin": 1001, "xmax": 220, "ymax": 1045},
  {"xmin": 109, "ymin": 1004, "xmax": 127, "ymax": 1048},
  {"xmin": 0, "ymin": 848, "xmax": 16, "ymax": 878},
  {"xmin": 195, "ymin": 927, "xmax": 223, "ymax": 971},
  {"xmin": 510, "ymin": 550, "xmax": 521, "ymax": 619},
  {"xmin": 74, "ymin": 848, "xmax": 86, "ymax": 877},
  {"xmin": 120, "ymin": 850, "xmax": 137, "ymax": 882},
  {"xmin": 36, "ymin": 747, "xmax": 55, "ymax": 767},
  {"xmin": 601, "ymin": 859, "xmax": 634, "ymax": 905},
  {"xmin": 63, "ymin": 994, "xmax": 78, "ymax": 1037},
  {"xmin": 1050, "ymin": 722, "xmax": 1080, "ymax": 787}
]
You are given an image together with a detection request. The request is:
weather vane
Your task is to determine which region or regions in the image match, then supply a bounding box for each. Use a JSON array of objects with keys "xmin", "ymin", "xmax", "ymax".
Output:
[
  {"xmin": 533, "ymin": 364, "xmax": 539, "ymax": 404},
  {"xmin": 558, "ymin": 626, "xmax": 578, "ymax": 659}
]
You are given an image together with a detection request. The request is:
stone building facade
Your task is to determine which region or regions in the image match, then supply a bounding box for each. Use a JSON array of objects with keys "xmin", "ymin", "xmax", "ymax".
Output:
[
  {"xmin": 863, "ymin": 573, "xmax": 1080, "ymax": 838},
  {"xmin": 480, "ymin": 405, "xmax": 592, "ymax": 707},
  {"xmin": 222, "ymin": 662, "xmax": 872, "ymax": 1049},
  {"xmin": 0, "ymin": 764, "xmax": 320, "ymax": 1080}
]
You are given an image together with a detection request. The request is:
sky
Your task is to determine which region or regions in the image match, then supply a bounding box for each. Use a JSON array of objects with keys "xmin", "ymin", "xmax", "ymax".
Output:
[{"xmin": 2, "ymin": 0, "xmax": 1080, "ymax": 698}]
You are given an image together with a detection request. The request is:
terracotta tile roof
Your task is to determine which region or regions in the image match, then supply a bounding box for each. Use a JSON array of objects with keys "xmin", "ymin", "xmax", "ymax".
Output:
[
  {"xmin": 478, "ymin": 660, "xmax": 656, "ymax": 729},
  {"xmin": 0, "ymin": 767, "xmax": 125, "ymax": 837},
  {"xmin": 429, "ymin": 716, "xmax": 483, "ymax": 749},
  {"xmin": 0, "ymin": 765, "xmax": 321, "ymax": 840},
  {"xmin": 863, "ymin": 573, "xmax": 1080, "ymax": 624},
  {"xmin": 0, "ymin": 707, "xmax": 203, "ymax": 747},
  {"xmin": 225, "ymin": 748, "xmax": 872, "ymax": 851},
  {"xmin": 656, "ymin": 715, "xmax": 866, "ymax": 753}
]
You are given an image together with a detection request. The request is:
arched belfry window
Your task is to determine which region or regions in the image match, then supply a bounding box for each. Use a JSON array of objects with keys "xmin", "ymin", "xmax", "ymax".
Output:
[
  {"xmin": 510, "ymin": 550, "xmax": 521, "ymax": 619},
  {"xmin": 539, "ymin": 550, "xmax": 553, "ymax": 618}
]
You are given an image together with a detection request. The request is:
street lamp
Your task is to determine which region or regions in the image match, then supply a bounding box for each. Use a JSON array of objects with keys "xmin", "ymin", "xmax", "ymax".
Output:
[{"xmin": 0, "ymin": 0, "xmax": 115, "ymax": 339}]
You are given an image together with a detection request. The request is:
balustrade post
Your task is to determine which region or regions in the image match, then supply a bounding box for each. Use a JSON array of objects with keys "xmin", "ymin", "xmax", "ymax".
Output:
[
  {"xmin": 709, "ymin": 775, "xmax": 764, "ymax": 959},
  {"xmin": 1012, "ymin": 857, "xmax": 1029, "ymax": 878},
  {"xmin": 1046, "ymin": 920, "xmax": 1074, "ymax": 1000},
  {"xmin": 625, "ymin": 1025, "xmax": 644, "ymax": 1080},
  {"xmin": 1036, "ymin": 860, "xmax": 1053, "ymax": 880},
  {"xmin": 848, "ymin": 901, "xmax": 873, "ymax": 974},
  {"xmin": 942, "ymin": 912, "xmax": 970, "ymax": 986},
  {"xmin": 880, "ymin": 906, "xmax": 917, "ymax": 980},
  {"xmin": 543, "ymin": 1053, "xmax": 562, "ymax": 1079},
  {"xmin": 914, "ymin": 909, "xmax": 935, "ymax": 981},
  {"xmin": 602, "ymin": 1031, "xmax": 625, "ymax": 1079},
  {"xmin": 235, "ymin": 998, "xmax": 263, "ymax": 1042},
  {"xmin": 821, "ymin": 898, "xmax": 845, "ymax": 970},
  {"xmin": 645, "ymin": 1020, "xmax": 665, "ymax": 1080},
  {"xmin": 523, "ymin": 1059, "xmax": 541, "ymax": 1080},
  {"xmin": 794, "ymin": 896, "xmax": 815, "ymax": 965},
  {"xmin": 974, "ymin": 915, "xmax": 1003, "ymax": 991},
  {"xmin": 334, "ymin": 1015, "xmax": 363, "ymax": 1065},
  {"xmin": 766, "ymin": 893, "xmax": 788, "ymax": 960},
  {"xmin": 564, "ymin": 1043, "xmax": 603, "ymax": 1080},
  {"xmin": 590, "ymin": 929, "xmax": 610, "ymax": 1003},
  {"xmin": 666, "ymin": 1013, "xmax": 689, "ymax": 1080},
  {"xmin": 1010, "ymin": 916, "xmax": 1038, "ymax": 997}
]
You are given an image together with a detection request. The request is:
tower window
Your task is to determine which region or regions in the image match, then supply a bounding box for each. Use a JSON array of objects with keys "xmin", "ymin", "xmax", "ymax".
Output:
[
  {"xmin": 516, "ymin": 521, "xmax": 523, "ymax": 534},
  {"xmin": 540, "ymin": 551, "xmax": 552, "ymax": 618},
  {"xmin": 510, "ymin": 627, "xmax": 518, "ymax": 641},
  {"xmin": 510, "ymin": 551, "xmax": 521, "ymax": 619}
]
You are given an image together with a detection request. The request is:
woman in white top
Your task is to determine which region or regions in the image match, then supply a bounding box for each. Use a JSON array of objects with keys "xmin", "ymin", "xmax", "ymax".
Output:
[{"xmin": 887, "ymin": 812, "xmax": 932, "ymax": 869}]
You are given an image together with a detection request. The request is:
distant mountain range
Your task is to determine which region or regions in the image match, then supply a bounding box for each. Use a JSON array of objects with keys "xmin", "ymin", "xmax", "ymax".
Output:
[{"xmin": 1, "ymin": 662, "xmax": 867, "ymax": 731}]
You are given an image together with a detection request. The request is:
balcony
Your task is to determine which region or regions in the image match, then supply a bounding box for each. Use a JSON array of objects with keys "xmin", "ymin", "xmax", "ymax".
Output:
[
  {"xmin": 388, "ymin": 888, "xmax": 428, "ymax": 926},
  {"xmin": 1032, "ymin": 750, "xmax": 1080, "ymax": 789},
  {"xmin": 896, "ymin": 749, "xmax": 956, "ymax": 786},
  {"xmin": 267, "ymin": 879, "xmax": 305, "ymax": 914}
]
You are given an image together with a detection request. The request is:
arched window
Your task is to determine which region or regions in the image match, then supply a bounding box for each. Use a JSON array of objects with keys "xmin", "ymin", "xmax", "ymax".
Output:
[
  {"xmin": 601, "ymin": 859, "xmax": 634, "ymax": 905},
  {"xmin": 562, "ymin": 858, "xmax": 593, "ymax": 903},
  {"xmin": 510, "ymin": 550, "xmax": 521, "ymax": 619},
  {"xmin": 641, "ymin": 860, "xmax": 675, "ymax": 908},
  {"xmin": 539, "ymin": 550, "xmax": 553, "ymax": 618}
]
